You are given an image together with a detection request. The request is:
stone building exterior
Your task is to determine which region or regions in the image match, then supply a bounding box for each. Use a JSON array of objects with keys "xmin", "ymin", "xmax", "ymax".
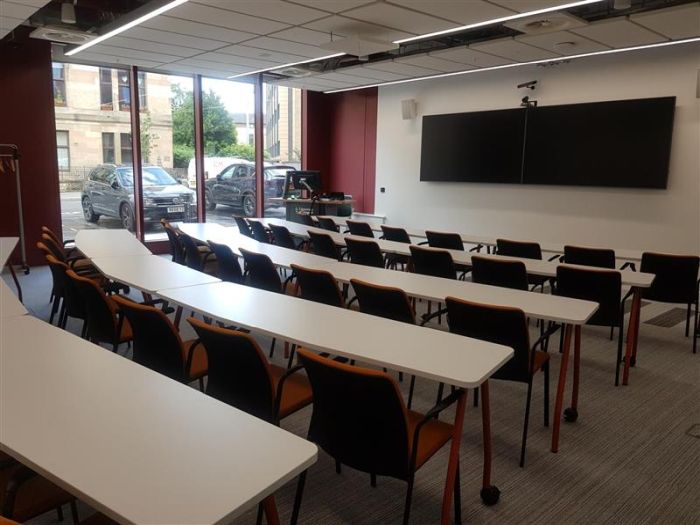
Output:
[{"xmin": 264, "ymin": 84, "xmax": 301, "ymax": 163}]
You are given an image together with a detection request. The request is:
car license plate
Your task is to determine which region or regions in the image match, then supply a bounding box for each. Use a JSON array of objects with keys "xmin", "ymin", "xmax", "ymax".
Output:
[{"xmin": 167, "ymin": 206, "xmax": 185, "ymax": 213}]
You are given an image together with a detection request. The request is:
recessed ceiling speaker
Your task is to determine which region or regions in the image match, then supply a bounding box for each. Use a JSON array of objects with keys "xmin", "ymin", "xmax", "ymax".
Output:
[
  {"xmin": 61, "ymin": 1, "xmax": 76, "ymax": 24},
  {"xmin": 401, "ymin": 99, "xmax": 417, "ymax": 120}
]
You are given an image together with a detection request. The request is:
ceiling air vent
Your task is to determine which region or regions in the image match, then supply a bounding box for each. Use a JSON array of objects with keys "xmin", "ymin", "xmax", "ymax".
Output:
[
  {"xmin": 505, "ymin": 12, "xmax": 586, "ymax": 35},
  {"xmin": 30, "ymin": 26, "xmax": 95, "ymax": 45},
  {"xmin": 275, "ymin": 66, "xmax": 312, "ymax": 78}
]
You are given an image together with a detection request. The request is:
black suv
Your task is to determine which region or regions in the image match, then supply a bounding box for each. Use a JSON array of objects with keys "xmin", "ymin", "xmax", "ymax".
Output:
[
  {"xmin": 204, "ymin": 162, "xmax": 295, "ymax": 217},
  {"xmin": 82, "ymin": 164, "xmax": 196, "ymax": 231}
]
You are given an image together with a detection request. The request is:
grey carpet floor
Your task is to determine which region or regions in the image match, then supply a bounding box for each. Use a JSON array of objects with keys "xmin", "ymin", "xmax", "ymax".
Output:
[{"xmin": 5, "ymin": 265, "xmax": 699, "ymax": 525}]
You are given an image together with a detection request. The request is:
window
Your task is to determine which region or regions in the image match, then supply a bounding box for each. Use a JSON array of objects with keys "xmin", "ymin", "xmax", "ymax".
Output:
[
  {"xmin": 52, "ymin": 63, "xmax": 66, "ymax": 107},
  {"xmin": 56, "ymin": 131, "xmax": 70, "ymax": 171},
  {"xmin": 102, "ymin": 133, "xmax": 115, "ymax": 163},
  {"xmin": 138, "ymin": 72, "xmax": 147, "ymax": 110},
  {"xmin": 118, "ymin": 70, "xmax": 130, "ymax": 111},
  {"xmin": 120, "ymin": 133, "xmax": 133, "ymax": 164},
  {"xmin": 99, "ymin": 68, "xmax": 113, "ymax": 110}
]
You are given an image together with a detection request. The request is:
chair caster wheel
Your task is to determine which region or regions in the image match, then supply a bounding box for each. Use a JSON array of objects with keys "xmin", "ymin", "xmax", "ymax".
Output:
[
  {"xmin": 564, "ymin": 408, "xmax": 578, "ymax": 422},
  {"xmin": 480, "ymin": 485, "xmax": 500, "ymax": 506}
]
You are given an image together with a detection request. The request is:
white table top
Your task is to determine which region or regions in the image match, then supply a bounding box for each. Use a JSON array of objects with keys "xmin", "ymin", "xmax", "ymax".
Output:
[
  {"xmin": 75, "ymin": 229, "xmax": 152, "ymax": 258},
  {"xmin": 0, "ymin": 279, "xmax": 27, "ymax": 318},
  {"xmin": 0, "ymin": 315, "xmax": 317, "ymax": 525},
  {"xmin": 91, "ymin": 254, "xmax": 220, "ymax": 293},
  {"xmin": 0, "ymin": 237, "xmax": 19, "ymax": 266},
  {"xmin": 158, "ymin": 281, "xmax": 513, "ymax": 389}
]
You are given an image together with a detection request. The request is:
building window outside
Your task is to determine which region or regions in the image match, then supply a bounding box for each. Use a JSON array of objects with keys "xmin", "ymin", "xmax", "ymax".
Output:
[
  {"xmin": 102, "ymin": 132, "xmax": 115, "ymax": 163},
  {"xmin": 138, "ymin": 71, "xmax": 148, "ymax": 110},
  {"xmin": 52, "ymin": 63, "xmax": 66, "ymax": 107},
  {"xmin": 56, "ymin": 131, "xmax": 70, "ymax": 171},
  {"xmin": 120, "ymin": 133, "xmax": 133, "ymax": 165},
  {"xmin": 118, "ymin": 70, "xmax": 131, "ymax": 111},
  {"xmin": 99, "ymin": 68, "xmax": 113, "ymax": 110}
]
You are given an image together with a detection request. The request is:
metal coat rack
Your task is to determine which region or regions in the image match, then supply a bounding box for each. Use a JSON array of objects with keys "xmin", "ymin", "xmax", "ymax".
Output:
[{"xmin": 0, "ymin": 144, "xmax": 29, "ymax": 275}]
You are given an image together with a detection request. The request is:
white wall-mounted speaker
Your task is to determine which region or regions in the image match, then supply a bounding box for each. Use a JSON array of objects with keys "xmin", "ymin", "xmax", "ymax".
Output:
[{"xmin": 401, "ymin": 99, "xmax": 417, "ymax": 120}]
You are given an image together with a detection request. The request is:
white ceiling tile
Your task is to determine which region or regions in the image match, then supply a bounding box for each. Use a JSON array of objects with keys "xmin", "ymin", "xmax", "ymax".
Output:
[
  {"xmin": 430, "ymin": 46, "xmax": 513, "ymax": 67},
  {"xmin": 165, "ymin": 62, "xmax": 240, "ymax": 78},
  {"xmin": 0, "ymin": 15, "xmax": 23, "ymax": 32},
  {"xmin": 303, "ymin": 14, "xmax": 412, "ymax": 41},
  {"xmin": 120, "ymin": 26, "xmax": 226, "ymax": 51},
  {"xmin": 6, "ymin": 0, "xmax": 48, "ymax": 7},
  {"xmin": 167, "ymin": 58, "xmax": 252, "ymax": 74},
  {"xmin": 187, "ymin": 52, "xmax": 281, "ymax": 68},
  {"xmin": 470, "ymin": 37, "xmax": 560, "ymax": 61},
  {"xmin": 356, "ymin": 65, "xmax": 410, "ymax": 80},
  {"xmin": 489, "ymin": 0, "xmax": 574, "ymax": 12},
  {"xmin": 87, "ymin": 44, "xmax": 183, "ymax": 64},
  {"xmin": 286, "ymin": 1, "xmax": 376, "ymax": 14},
  {"xmin": 342, "ymin": 2, "xmax": 459, "ymax": 34},
  {"xmin": 364, "ymin": 59, "xmax": 441, "ymax": 76},
  {"xmin": 195, "ymin": 0, "xmax": 328, "ymax": 24},
  {"xmin": 571, "ymin": 18, "xmax": 668, "ymax": 48},
  {"xmin": 308, "ymin": 70, "xmax": 376, "ymax": 84},
  {"xmin": 66, "ymin": 51, "xmax": 163, "ymax": 70},
  {"xmin": 106, "ymin": 36, "xmax": 203, "ymax": 58},
  {"xmin": 242, "ymin": 36, "xmax": 331, "ymax": 57},
  {"xmin": 395, "ymin": 53, "xmax": 475, "ymax": 72},
  {"xmin": 268, "ymin": 26, "xmax": 335, "ymax": 46},
  {"xmin": 516, "ymin": 30, "xmax": 610, "ymax": 55},
  {"xmin": 141, "ymin": 16, "xmax": 257, "ymax": 44},
  {"xmin": 389, "ymin": 0, "xmax": 515, "ymax": 25},
  {"xmin": 631, "ymin": 3, "xmax": 700, "ymax": 40},
  {"xmin": 166, "ymin": 3, "xmax": 290, "ymax": 34},
  {"xmin": 0, "ymin": 1, "xmax": 38, "ymax": 20},
  {"xmin": 217, "ymin": 44, "xmax": 308, "ymax": 63}
]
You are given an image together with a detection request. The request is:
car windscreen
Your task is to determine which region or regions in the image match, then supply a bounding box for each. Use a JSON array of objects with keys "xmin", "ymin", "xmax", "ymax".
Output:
[
  {"xmin": 265, "ymin": 168, "xmax": 293, "ymax": 180},
  {"xmin": 118, "ymin": 167, "xmax": 178, "ymax": 187}
]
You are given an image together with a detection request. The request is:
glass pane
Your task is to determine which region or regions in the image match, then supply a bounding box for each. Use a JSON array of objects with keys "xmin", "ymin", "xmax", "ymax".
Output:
[
  {"xmin": 202, "ymin": 77, "xmax": 256, "ymax": 225},
  {"xmin": 139, "ymin": 72, "xmax": 197, "ymax": 241},
  {"xmin": 54, "ymin": 64, "xmax": 136, "ymax": 240},
  {"xmin": 263, "ymin": 83, "xmax": 302, "ymax": 219}
]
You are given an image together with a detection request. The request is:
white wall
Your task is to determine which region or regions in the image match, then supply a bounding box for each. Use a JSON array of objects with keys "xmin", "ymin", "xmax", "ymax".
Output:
[{"xmin": 375, "ymin": 45, "xmax": 700, "ymax": 253}]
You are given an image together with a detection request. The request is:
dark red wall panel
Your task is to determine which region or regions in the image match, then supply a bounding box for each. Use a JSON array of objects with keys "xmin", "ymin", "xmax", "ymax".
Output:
[{"xmin": 0, "ymin": 35, "xmax": 60, "ymax": 266}]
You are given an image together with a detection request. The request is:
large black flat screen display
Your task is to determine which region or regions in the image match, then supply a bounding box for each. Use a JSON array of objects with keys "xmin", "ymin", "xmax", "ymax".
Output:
[
  {"xmin": 419, "ymin": 97, "xmax": 675, "ymax": 189},
  {"xmin": 523, "ymin": 97, "xmax": 675, "ymax": 188},
  {"xmin": 420, "ymin": 108, "xmax": 526, "ymax": 183}
]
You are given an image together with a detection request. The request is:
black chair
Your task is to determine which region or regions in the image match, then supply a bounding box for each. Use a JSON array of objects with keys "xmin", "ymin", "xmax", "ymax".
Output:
[
  {"xmin": 471, "ymin": 256, "xmax": 528, "ymax": 291},
  {"xmin": 308, "ymin": 231, "xmax": 343, "ymax": 261},
  {"xmin": 409, "ymin": 245, "xmax": 457, "ymax": 280},
  {"xmin": 425, "ymin": 231, "xmax": 471, "ymax": 277},
  {"xmin": 207, "ymin": 240, "xmax": 244, "ymax": 284},
  {"xmin": 45, "ymin": 255, "xmax": 87, "ymax": 335},
  {"xmin": 345, "ymin": 238, "xmax": 385, "ymax": 268},
  {"xmin": 496, "ymin": 238, "xmax": 551, "ymax": 291},
  {"xmin": 292, "ymin": 264, "xmax": 344, "ymax": 307},
  {"xmin": 161, "ymin": 219, "xmax": 185, "ymax": 265},
  {"xmin": 445, "ymin": 297, "xmax": 550, "ymax": 468},
  {"xmin": 270, "ymin": 224, "xmax": 304, "ymax": 250},
  {"xmin": 188, "ymin": 318, "xmax": 312, "ymax": 425},
  {"xmin": 239, "ymin": 248, "xmax": 289, "ymax": 294},
  {"xmin": 317, "ymin": 217, "xmax": 340, "ymax": 232},
  {"xmin": 292, "ymin": 348, "xmax": 464, "ymax": 525},
  {"xmin": 381, "ymin": 225, "xmax": 411, "ymax": 244},
  {"xmin": 345, "ymin": 220, "xmax": 374, "ymax": 238},
  {"xmin": 563, "ymin": 245, "xmax": 616, "ymax": 269},
  {"xmin": 179, "ymin": 232, "xmax": 217, "ymax": 275},
  {"xmin": 249, "ymin": 220, "xmax": 272, "ymax": 244},
  {"xmin": 234, "ymin": 216, "xmax": 253, "ymax": 238},
  {"xmin": 640, "ymin": 252, "xmax": 700, "ymax": 353},
  {"xmin": 297, "ymin": 214, "xmax": 317, "ymax": 227},
  {"xmin": 555, "ymin": 266, "xmax": 627, "ymax": 385}
]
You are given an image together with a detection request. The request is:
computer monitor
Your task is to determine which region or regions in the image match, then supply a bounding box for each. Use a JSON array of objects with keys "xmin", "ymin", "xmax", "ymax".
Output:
[{"xmin": 283, "ymin": 170, "xmax": 322, "ymax": 198}]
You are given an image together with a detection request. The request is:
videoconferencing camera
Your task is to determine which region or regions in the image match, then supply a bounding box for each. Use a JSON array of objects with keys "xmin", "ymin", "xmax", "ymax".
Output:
[{"xmin": 517, "ymin": 80, "xmax": 538, "ymax": 90}]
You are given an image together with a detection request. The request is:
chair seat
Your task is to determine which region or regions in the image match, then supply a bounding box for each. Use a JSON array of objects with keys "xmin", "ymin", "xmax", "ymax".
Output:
[
  {"xmin": 270, "ymin": 364, "xmax": 313, "ymax": 418},
  {"xmin": 0, "ymin": 466, "xmax": 75, "ymax": 523},
  {"xmin": 183, "ymin": 339, "xmax": 208, "ymax": 380},
  {"xmin": 531, "ymin": 350, "xmax": 550, "ymax": 373},
  {"xmin": 406, "ymin": 410, "xmax": 454, "ymax": 469}
]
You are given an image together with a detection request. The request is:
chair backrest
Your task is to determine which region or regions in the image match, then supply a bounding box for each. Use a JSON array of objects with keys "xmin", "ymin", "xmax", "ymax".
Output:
[
  {"xmin": 409, "ymin": 245, "xmax": 456, "ymax": 279},
  {"xmin": 46, "ymin": 254, "xmax": 86, "ymax": 321},
  {"xmin": 178, "ymin": 232, "xmax": 205, "ymax": 271},
  {"xmin": 445, "ymin": 297, "xmax": 532, "ymax": 383},
  {"xmin": 345, "ymin": 238, "xmax": 384, "ymax": 268},
  {"xmin": 188, "ymin": 318, "xmax": 276, "ymax": 422},
  {"xmin": 640, "ymin": 252, "xmax": 700, "ymax": 304},
  {"xmin": 380, "ymin": 225, "xmax": 411, "ymax": 244},
  {"xmin": 239, "ymin": 248, "xmax": 282, "ymax": 292},
  {"xmin": 161, "ymin": 219, "xmax": 185, "ymax": 265},
  {"xmin": 308, "ymin": 231, "xmax": 341, "ymax": 260},
  {"xmin": 234, "ymin": 216, "xmax": 253, "ymax": 238},
  {"xmin": 249, "ymin": 221, "xmax": 271, "ymax": 244},
  {"xmin": 112, "ymin": 296, "xmax": 186, "ymax": 381},
  {"xmin": 297, "ymin": 348, "xmax": 410, "ymax": 479},
  {"xmin": 496, "ymin": 238, "xmax": 542, "ymax": 260},
  {"xmin": 556, "ymin": 266, "xmax": 622, "ymax": 326},
  {"xmin": 43, "ymin": 252, "xmax": 67, "ymax": 298},
  {"xmin": 350, "ymin": 279, "xmax": 415, "ymax": 324},
  {"xmin": 317, "ymin": 217, "xmax": 339, "ymax": 232},
  {"xmin": 471, "ymin": 256, "xmax": 528, "ymax": 291},
  {"xmin": 298, "ymin": 214, "xmax": 316, "ymax": 227},
  {"xmin": 40, "ymin": 233, "xmax": 66, "ymax": 262},
  {"xmin": 67, "ymin": 269, "xmax": 120, "ymax": 343},
  {"xmin": 291, "ymin": 264, "xmax": 344, "ymax": 307},
  {"xmin": 207, "ymin": 241, "xmax": 243, "ymax": 284},
  {"xmin": 426, "ymin": 231, "xmax": 464, "ymax": 251},
  {"xmin": 41, "ymin": 226, "xmax": 63, "ymax": 247},
  {"xmin": 269, "ymin": 224, "xmax": 296, "ymax": 249},
  {"xmin": 346, "ymin": 220, "xmax": 374, "ymax": 238},
  {"xmin": 563, "ymin": 245, "xmax": 615, "ymax": 269}
]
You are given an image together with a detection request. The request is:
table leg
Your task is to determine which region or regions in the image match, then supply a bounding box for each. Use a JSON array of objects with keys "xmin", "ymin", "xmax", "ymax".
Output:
[
  {"xmin": 262, "ymin": 495, "xmax": 280, "ymax": 525},
  {"xmin": 551, "ymin": 324, "xmax": 572, "ymax": 453},
  {"xmin": 479, "ymin": 381, "xmax": 500, "ymax": 505},
  {"xmin": 564, "ymin": 325, "xmax": 581, "ymax": 423},
  {"xmin": 622, "ymin": 288, "xmax": 641, "ymax": 386},
  {"xmin": 441, "ymin": 389, "xmax": 467, "ymax": 525}
]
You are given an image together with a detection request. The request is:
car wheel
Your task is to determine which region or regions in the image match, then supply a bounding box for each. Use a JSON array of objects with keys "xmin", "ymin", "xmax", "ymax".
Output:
[
  {"xmin": 242, "ymin": 194, "xmax": 256, "ymax": 217},
  {"xmin": 120, "ymin": 203, "xmax": 135, "ymax": 232},
  {"xmin": 82, "ymin": 197, "xmax": 100, "ymax": 223},
  {"xmin": 205, "ymin": 190, "xmax": 217, "ymax": 211}
]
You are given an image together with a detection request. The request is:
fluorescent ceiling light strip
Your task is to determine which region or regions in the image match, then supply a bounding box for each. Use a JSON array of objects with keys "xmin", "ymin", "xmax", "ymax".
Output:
[
  {"xmin": 227, "ymin": 53, "xmax": 346, "ymax": 79},
  {"xmin": 323, "ymin": 37, "xmax": 700, "ymax": 94},
  {"xmin": 394, "ymin": 0, "xmax": 605, "ymax": 45},
  {"xmin": 65, "ymin": 0, "xmax": 189, "ymax": 56}
]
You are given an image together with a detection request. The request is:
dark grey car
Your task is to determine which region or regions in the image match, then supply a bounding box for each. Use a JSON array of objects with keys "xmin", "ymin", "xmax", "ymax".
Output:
[{"xmin": 82, "ymin": 164, "xmax": 196, "ymax": 231}]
